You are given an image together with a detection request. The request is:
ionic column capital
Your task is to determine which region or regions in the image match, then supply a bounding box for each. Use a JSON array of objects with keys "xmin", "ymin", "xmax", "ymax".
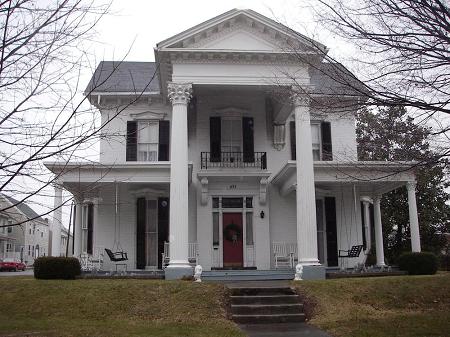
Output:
[
  {"xmin": 167, "ymin": 82, "xmax": 192, "ymax": 105},
  {"xmin": 406, "ymin": 181, "xmax": 417, "ymax": 192}
]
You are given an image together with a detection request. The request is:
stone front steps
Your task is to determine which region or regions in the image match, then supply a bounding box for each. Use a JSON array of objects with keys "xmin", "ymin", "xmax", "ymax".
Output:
[
  {"xmin": 230, "ymin": 286, "xmax": 306, "ymax": 324},
  {"xmin": 202, "ymin": 269, "xmax": 295, "ymax": 281}
]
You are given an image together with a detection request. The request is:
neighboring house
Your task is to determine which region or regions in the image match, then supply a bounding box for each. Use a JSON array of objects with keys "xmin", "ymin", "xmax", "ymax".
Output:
[
  {"xmin": 60, "ymin": 226, "xmax": 73, "ymax": 257},
  {"xmin": 45, "ymin": 9, "xmax": 421, "ymax": 279},
  {"xmin": 0, "ymin": 195, "xmax": 49, "ymax": 265}
]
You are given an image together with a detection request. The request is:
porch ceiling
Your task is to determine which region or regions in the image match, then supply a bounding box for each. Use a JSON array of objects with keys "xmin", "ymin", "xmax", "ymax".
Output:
[{"xmin": 271, "ymin": 160, "xmax": 417, "ymax": 197}]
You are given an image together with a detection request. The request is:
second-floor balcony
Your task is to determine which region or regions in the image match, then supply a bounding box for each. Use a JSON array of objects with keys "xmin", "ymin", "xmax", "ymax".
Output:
[{"xmin": 200, "ymin": 152, "xmax": 267, "ymax": 170}]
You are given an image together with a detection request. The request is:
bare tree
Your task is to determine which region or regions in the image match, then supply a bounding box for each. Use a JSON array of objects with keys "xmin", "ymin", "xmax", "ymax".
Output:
[
  {"xmin": 313, "ymin": 0, "xmax": 449, "ymax": 116},
  {"xmin": 0, "ymin": 0, "xmax": 156, "ymax": 229}
]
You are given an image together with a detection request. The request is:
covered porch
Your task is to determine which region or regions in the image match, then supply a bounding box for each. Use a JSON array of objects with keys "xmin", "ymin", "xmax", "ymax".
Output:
[{"xmin": 271, "ymin": 160, "xmax": 422, "ymax": 272}]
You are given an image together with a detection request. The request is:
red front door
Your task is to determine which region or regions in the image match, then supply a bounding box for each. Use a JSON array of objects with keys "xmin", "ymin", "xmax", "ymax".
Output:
[{"xmin": 223, "ymin": 213, "xmax": 243, "ymax": 268}]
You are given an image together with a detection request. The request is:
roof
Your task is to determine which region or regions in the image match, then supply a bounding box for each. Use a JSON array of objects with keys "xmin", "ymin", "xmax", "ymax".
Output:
[
  {"xmin": 310, "ymin": 63, "xmax": 368, "ymax": 97},
  {"xmin": 156, "ymin": 8, "xmax": 328, "ymax": 53},
  {"xmin": 84, "ymin": 61, "xmax": 159, "ymax": 94},
  {"xmin": 4, "ymin": 196, "xmax": 46, "ymax": 223}
]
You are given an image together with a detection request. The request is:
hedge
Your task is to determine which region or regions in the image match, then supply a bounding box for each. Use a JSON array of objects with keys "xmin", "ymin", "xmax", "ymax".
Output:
[
  {"xmin": 398, "ymin": 252, "xmax": 438, "ymax": 275},
  {"xmin": 34, "ymin": 257, "xmax": 81, "ymax": 279}
]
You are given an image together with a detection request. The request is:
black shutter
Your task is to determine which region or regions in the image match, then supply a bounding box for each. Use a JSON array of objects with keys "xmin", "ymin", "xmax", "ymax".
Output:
[
  {"xmin": 242, "ymin": 117, "xmax": 255, "ymax": 162},
  {"xmin": 136, "ymin": 198, "xmax": 146, "ymax": 269},
  {"xmin": 290, "ymin": 121, "xmax": 296, "ymax": 160},
  {"xmin": 126, "ymin": 121, "xmax": 137, "ymax": 161},
  {"xmin": 325, "ymin": 197, "xmax": 338, "ymax": 267},
  {"xmin": 158, "ymin": 121, "xmax": 170, "ymax": 161},
  {"xmin": 158, "ymin": 198, "xmax": 169, "ymax": 269},
  {"xmin": 360, "ymin": 202, "xmax": 367, "ymax": 250},
  {"xmin": 210, "ymin": 117, "xmax": 221, "ymax": 162},
  {"xmin": 87, "ymin": 203, "xmax": 94, "ymax": 255},
  {"xmin": 321, "ymin": 121, "xmax": 333, "ymax": 161}
]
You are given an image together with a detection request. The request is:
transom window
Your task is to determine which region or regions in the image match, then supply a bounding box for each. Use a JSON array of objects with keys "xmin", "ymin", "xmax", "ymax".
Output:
[
  {"xmin": 137, "ymin": 121, "xmax": 159, "ymax": 162},
  {"xmin": 311, "ymin": 123, "xmax": 321, "ymax": 161}
]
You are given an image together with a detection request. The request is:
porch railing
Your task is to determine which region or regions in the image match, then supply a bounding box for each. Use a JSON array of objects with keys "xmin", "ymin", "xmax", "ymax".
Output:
[
  {"xmin": 162, "ymin": 242, "xmax": 198, "ymax": 268},
  {"xmin": 200, "ymin": 152, "xmax": 267, "ymax": 169},
  {"xmin": 272, "ymin": 242, "xmax": 298, "ymax": 269}
]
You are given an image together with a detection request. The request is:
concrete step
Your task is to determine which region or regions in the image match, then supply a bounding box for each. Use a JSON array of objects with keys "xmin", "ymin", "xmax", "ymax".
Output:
[
  {"xmin": 230, "ymin": 294, "xmax": 301, "ymax": 305},
  {"xmin": 202, "ymin": 270, "xmax": 295, "ymax": 281},
  {"xmin": 230, "ymin": 286, "xmax": 296, "ymax": 296},
  {"xmin": 232, "ymin": 313, "xmax": 306, "ymax": 324},
  {"xmin": 231, "ymin": 303, "xmax": 304, "ymax": 315}
]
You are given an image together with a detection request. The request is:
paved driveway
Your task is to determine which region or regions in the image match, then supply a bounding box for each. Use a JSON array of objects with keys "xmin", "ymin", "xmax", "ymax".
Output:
[{"xmin": 0, "ymin": 269, "xmax": 33, "ymax": 277}]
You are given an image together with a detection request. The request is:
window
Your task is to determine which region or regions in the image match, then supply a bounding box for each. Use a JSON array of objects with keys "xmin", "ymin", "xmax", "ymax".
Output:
[
  {"xmin": 212, "ymin": 197, "xmax": 219, "ymax": 209},
  {"xmin": 245, "ymin": 197, "xmax": 253, "ymax": 209},
  {"xmin": 81, "ymin": 203, "xmax": 94, "ymax": 254},
  {"xmin": 311, "ymin": 123, "xmax": 321, "ymax": 161},
  {"xmin": 28, "ymin": 245, "xmax": 31, "ymax": 256},
  {"xmin": 212, "ymin": 213, "xmax": 219, "ymax": 246},
  {"xmin": 7, "ymin": 225, "xmax": 12, "ymax": 233},
  {"xmin": 316, "ymin": 199, "xmax": 326, "ymax": 264},
  {"xmin": 6, "ymin": 243, "xmax": 12, "ymax": 252},
  {"xmin": 41, "ymin": 232, "xmax": 43, "ymax": 238},
  {"xmin": 246, "ymin": 212, "xmax": 254, "ymax": 245},
  {"xmin": 29, "ymin": 227, "xmax": 32, "ymax": 234},
  {"xmin": 222, "ymin": 197, "xmax": 244, "ymax": 208},
  {"xmin": 137, "ymin": 121, "xmax": 159, "ymax": 161},
  {"xmin": 221, "ymin": 118, "xmax": 242, "ymax": 153}
]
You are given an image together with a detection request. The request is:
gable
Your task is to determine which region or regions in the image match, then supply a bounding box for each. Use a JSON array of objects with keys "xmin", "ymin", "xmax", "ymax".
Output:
[
  {"xmin": 157, "ymin": 9, "xmax": 327, "ymax": 54},
  {"xmin": 199, "ymin": 29, "xmax": 280, "ymax": 51}
]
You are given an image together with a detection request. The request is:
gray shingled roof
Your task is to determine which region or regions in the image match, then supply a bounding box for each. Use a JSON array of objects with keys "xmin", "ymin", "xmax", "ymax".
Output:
[
  {"xmin": 84, "ymin": 61, "xmax": 160, "ymax": 94},
  {"xmin": 5, "ymin": 196, "xmax": 45, "ymax": 222},
  {"xmin": 310, "ymin": 62, "xmax": 368, "ymax": 97}
]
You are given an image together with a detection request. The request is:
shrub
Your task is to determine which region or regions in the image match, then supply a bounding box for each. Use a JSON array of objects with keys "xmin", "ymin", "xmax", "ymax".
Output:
[
  {"xmin": 397, "ymin": 252, "xmax": 438, "ymax": 275},
  {"xmin": 34, "ymin": 257, "xmax": 81, "ymax": 279}
]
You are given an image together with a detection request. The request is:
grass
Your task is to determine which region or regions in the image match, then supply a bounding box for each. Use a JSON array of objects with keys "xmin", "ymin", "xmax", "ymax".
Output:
[
  {"xmin": 0, "ymin": 277, "xmax": 245, "ymax": 337},
  {"xmin": 294, "ymin": 272, "xmax": 450, "ymax": 337}
]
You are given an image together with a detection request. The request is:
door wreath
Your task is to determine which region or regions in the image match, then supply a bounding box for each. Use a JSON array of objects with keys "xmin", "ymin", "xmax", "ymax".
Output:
[{"xmin": 223, "ymin": 222, "xmax": 242, "ymax": 243}]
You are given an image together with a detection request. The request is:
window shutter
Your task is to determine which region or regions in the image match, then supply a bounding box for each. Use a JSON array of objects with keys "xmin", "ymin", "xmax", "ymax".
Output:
[
  {"xmin": 242, "ymin": 117, "xmax": 255, "ymax": 162},
  {"xmin": 325, "ymin": 197, "xmax": 338, "ymax": 267},
  {"xmin": 158, "ymin": 121, "xmax": 170, "ymax": 161},
  {"xmin": 290, "ymin": 121, "xmax": 296, "ymax": 160},
  {"xmin": 210, "ymin": 117, "xmax": 221, "ymax": 162},
  {"xmin": 87, "ymin": 203, "xmax": 94, "ymax": 255},
  {"xmin": 321, "ymin": 121, "xmax": 333, "ymax": 161},
  {"xmin": 126, "ymin": 121, "xmax": 137, "ymax": 161},
  {"xmin": 136, "ymin": 198, "xmax": 146, "ymax": 269}
]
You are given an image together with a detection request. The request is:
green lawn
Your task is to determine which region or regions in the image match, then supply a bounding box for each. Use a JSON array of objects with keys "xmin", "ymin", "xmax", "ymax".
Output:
[
  {"xmin": 294, "ymin": 273, "xmax": 450, "ymax": 337},
  {"xmin": 0, "ymin": 278, "xmax": 244, "ymax": 337}
]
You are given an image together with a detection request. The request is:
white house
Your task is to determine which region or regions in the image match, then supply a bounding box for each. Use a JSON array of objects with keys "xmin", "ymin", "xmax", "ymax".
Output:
[
  {"xmin": 0, "ymin": 195, "xmax": 50, "ymax": 265},
  {"xmin": 45, "ymin": 9, "xmax": 421, "ymax": 279}
]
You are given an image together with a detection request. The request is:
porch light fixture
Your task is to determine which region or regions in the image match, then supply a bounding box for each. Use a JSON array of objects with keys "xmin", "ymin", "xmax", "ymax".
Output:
[{"xmin": 260, "ymin": 211, "xmax": 265, "ymax": 219}]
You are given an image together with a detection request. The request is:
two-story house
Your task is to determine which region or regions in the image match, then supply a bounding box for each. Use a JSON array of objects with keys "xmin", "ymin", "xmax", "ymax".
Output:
[
  {"xmin": 0, "ymin": 195, "xmax": 50, "ymax": 265},
  {"xmin": 45, "ymin": 9, "xmax": 421, "ymax": 279}
]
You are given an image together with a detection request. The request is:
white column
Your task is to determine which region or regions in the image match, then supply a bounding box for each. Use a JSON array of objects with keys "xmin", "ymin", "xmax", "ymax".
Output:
[
  {"xmin": 51, "ymin": 185, "xmax": 63, "ymax": 257},
  {"xmin": 74, "ymin": 202, "xmax": 82, "ymax": 257},
  {"xmin": 407, "ymin": 181, "xmax": 421, "ymax": 252},
  {"xmin": 167, "ymin": 82, "xmax": 192, "ymax": 272},
  {"xmin": 294, "ymin": 95, "xmax": 319, "ymax": 265},
  {"xmin": 362, "ymin": 199, "xmax": 372, "ymax": 254},
  {"xmin": 373, "ymin": 195, "xmax": 386, "ymax": 266}
]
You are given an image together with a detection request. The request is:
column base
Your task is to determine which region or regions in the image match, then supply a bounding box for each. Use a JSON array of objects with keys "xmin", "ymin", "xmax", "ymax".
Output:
[
  {"xmin": 165, "ymin": 264, "xmax": 193, "ymax": 280},
  {"xmin": 300, "ymin": 265, "xmax": 326, "ymax": 280}
]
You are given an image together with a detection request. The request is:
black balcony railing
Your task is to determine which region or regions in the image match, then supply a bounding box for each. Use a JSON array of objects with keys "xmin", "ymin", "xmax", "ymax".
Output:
[{"xmin": 200, "ymin": 152, "xmax": 267, "ymax": 169}]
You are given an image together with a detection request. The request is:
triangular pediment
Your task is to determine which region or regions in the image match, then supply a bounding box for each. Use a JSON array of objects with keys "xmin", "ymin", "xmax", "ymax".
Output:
[
  {"xmin": 187, "ymin": 26, "xmax": 282, "ymax": 51},
  {"xmin": 157, "ymin": 9, "xmax": 327, "ymax": 54}
]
